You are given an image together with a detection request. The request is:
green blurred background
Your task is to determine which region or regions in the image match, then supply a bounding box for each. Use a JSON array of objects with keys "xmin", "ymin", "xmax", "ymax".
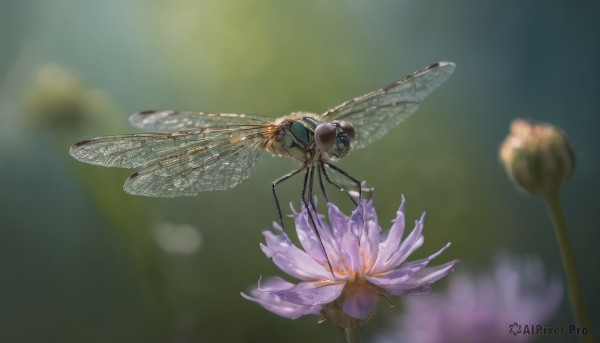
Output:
[{"xmin": 1, "ymin": 1, "xmax": 599, "ymax": 342}]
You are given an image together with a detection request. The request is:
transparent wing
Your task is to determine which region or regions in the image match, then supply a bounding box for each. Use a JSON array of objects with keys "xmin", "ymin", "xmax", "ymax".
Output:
[
  {"xmin": 129, "ymin": 110, "xmax": 272, "ymax": 132},
  {"xmin": 69, "ymin": 125, "xmax": 274, "ymax": 197},
  {"xmin": 320, "ymin": 61, "xmax": 455, "ymax": 149},
  {"xmin": 123, "ymin": 130, "xmax": 269, "ymax": 197}
]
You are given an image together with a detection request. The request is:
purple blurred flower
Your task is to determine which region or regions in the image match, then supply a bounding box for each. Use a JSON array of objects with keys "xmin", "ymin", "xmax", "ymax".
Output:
[
  {"xmin": 242, "ymin": 196, "xmax": 458, "ymax": 328},
  {"xmin": 376, "ymin": 256, "xmax": 563, "ymax": 343}
]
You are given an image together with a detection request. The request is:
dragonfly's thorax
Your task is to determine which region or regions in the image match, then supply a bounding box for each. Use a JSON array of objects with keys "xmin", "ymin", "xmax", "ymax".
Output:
[{"xmin": 264, "ymin": 112, "xmax": 354, "ymax": 164}]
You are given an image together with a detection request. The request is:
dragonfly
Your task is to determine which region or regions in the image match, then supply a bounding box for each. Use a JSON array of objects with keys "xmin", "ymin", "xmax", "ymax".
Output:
[{"xmin": 70, "ymin": 61, "xmax": 455, "ymax": 228}]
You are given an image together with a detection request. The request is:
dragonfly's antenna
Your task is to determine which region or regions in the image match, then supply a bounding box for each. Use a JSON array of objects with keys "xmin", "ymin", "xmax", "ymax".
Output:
[{"xmin": 302, "ymin": 166, "xmax": 335, "ymax": 278}]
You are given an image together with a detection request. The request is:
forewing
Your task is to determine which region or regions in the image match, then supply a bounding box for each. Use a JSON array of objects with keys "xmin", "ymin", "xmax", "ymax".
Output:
[
  {"xmin": 70, "ymin": 133, "xmax": 188, "ymax": 168},
  {"xmin": 123, "ymin": 130, "xmax": 269, "ymax": 197},
  {"xmin": 129, "ymin": 110, "xmax": 272, "ymax": 132},
  {"xmin": 69, "ymin": 125, "xmax": 274, "ymax": 197},
  {"xmin": 320, "ymin": 61, "xmax": 455, "ymax": 149}
]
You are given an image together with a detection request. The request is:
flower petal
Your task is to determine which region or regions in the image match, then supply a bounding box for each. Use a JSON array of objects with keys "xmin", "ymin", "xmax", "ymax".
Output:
[
  {"xmin": 379, "ymin": 213, "xmax": 426, "ymax": 271},
  {"xmin": 407, "ymin": 259, "xmax": 459, "ymax": 285},
  {"xmin": 395, "ymin": 242, "xmax": 453, "ymax": 273},
  {"xmin": 372, "ymin": 196, "xmax": 406, "ymax": 273},
  {"xmin": 360, "ymin": 199, "xmax": 381, "ymax": 270},
  {"xmin": 312, "ymin": 206, "xmax": 344, "ymax": 266},
  {"xmin": 365, "ymin": 270, "xmax": 411, "ymax": 288},
  {"xmin": 261, "ymin": 230, "xmax": 332, "ymax": 280},
  {"xmin": 348, "ymin": 203, "xmax": 365, "ymax": 237},
  {"xmin": 342, "ymin": 285, "xmax": 379, "ymax": 320},
  {"xmin": 378, "ymin": 260, "xmax": 459, "ymax": 296},
  {"xmin": 295, "ymin": 208, "xmax": 328, "ymax": 264},
  {"xmin": 340, "ymin": 232, "xmax": 361, "ymax": 273},
  {"xmin": 265, "ymin": 281, "xmax": 346, "ymax": 306},
  {"xmin": 328, "ymin": 202, "xmax": 349, "ymax": 241},
  {"xmin": 257, "ymin": 276, "xmax": 295, "ymax": 290},
  {"xmin": 297, "ymin": 204, "xmax": 344, "ymax": 269},
  {"xmin": 261, "ymin": 229, "xmax": 293, "ymax": 255},
  {"xmin": 241, "ymin": 277, "xmax": 322, "ymax": 319}
]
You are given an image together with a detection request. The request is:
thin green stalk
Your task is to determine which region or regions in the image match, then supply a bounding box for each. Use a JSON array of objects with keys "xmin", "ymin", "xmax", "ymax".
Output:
[
  {"xmin": 343, "ymin": 324, "xmax": 360, "ymax": 343},
  {"xmin": 543, "ymin": 192, "xmax": 593, "ymax": 343}
]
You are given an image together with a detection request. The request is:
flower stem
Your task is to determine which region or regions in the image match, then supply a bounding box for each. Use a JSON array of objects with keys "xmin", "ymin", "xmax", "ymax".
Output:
[
  {"xmin": 543, "ymin": 192, "xmax": 593, "ymax": 343},
  {"xmin": 344, "ymin": 324, "xmax": 360, "ymax": 343}
]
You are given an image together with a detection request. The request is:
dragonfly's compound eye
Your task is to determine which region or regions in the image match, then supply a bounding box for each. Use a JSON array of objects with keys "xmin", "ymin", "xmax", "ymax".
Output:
[
  {"xmin": 315, "ymin": 123, "xmax": 337, "ymax": 151},
  {"xmin": 338, "ymin": 120, "xmax": 355, "ymax": 140}
]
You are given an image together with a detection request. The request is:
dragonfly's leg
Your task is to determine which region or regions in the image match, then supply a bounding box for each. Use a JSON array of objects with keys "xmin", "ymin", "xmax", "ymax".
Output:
[
  {"xmin": 320, "ymin": 161, "xmax": 359, "ymax": 206},
  {"xmin": 326, "ymin": 162, "xmax": 362, "ymax": 204},
  {"xmin": 272, "ymin": 165, "xmax": 306, "ymax": 230},
  {"xmin": 301, "ymin": 166, "xmax": 335, "ymax": 277},
  {"xmin": 316, "ymin": 163, "xmax": 330, "ymax": 203},
  {"xmin": 307, "ymin": 165, "xmax": 317, "ymax": 212}
]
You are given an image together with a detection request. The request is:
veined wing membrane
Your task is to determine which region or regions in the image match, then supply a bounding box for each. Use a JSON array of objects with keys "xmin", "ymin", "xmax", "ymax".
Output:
[
  {"xmin": 129, "ymin": 110, "xmax": 272, "ymax": 132},
  {"xmin": 69, "ymin": 125, "xmax": 268, "ymax": 168},
  {"xmin": 69, "ymin": 125, "xmax": 273, "ymax": 197},
  {"xmin": 320, "ymin": 61, "xmax": 455, "ymax": 149},
  {"xmin": 124, "ymin": 130, "xmax": 268, "ymax": 197}
]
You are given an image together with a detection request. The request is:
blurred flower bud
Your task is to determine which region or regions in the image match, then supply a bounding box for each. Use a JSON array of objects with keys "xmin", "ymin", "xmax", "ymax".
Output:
[
  {"xmin": 23, "ymin": 65, "xmax": 100, "ymax": 129},
  {"xmin": 499, "ymin": 119, "xmax": 575, "ymax": 196}
]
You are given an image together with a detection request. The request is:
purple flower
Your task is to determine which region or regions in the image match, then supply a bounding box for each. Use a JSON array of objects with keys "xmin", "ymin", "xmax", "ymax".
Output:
[
  {"xmin": 376, "ymin": 256, "xmax": 563, "ymax": 343},
  {"xmin": 241, "ymin": 196, "xmax": 458, "ymax": 328}
]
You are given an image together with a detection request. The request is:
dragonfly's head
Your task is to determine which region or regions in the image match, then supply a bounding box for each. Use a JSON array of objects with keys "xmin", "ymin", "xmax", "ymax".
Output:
[{"xmin": 314, "ymin": 120, "xmax": 355, "ymax": 158}]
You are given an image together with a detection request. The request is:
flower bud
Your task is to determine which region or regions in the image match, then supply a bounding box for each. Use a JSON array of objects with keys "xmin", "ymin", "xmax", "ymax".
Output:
[
  {"xmin": 499, "ymin": 119, "xmax": 575, "ymax": 196},
  {"xmin": 24, "ymin": 65, "xmax": 98, "ymax": 129}
]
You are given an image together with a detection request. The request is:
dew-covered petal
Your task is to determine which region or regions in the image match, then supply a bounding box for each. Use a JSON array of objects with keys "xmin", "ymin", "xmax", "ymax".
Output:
[
  {"xmin": 265, "ymin": 281, "xmax": 346, "ymax": 306},
  {"xmin": 342, "ymin": 285, "xmax": 379, "ymax": 320},
  {"xmin": 241, "ymin": 277, "xmax": 322, "ymax": 319}
]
